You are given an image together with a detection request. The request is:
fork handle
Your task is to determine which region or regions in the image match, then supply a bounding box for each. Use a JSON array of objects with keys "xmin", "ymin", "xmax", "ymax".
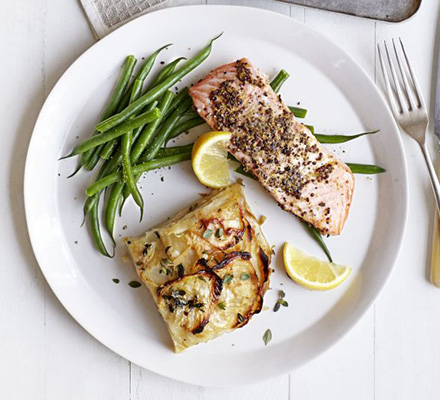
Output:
[
  {"xmin": 430, "ymin": 160, "xmax": 440, "ymax": 287},
  {"xmin": 420, "ymin": 143, "xmax": 440, "ymax": 215}
]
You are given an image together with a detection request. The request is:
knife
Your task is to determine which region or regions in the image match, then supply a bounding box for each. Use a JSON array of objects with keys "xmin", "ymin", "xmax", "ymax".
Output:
[{"xmin": 430, "ymin": 44, "xmax": 440, "ymax": 287}]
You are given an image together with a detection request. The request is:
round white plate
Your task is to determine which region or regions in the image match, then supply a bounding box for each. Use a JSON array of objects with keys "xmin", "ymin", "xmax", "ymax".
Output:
[{"xmin": 25, "ymin": 5, "xmax": 408, "ymax": 387}]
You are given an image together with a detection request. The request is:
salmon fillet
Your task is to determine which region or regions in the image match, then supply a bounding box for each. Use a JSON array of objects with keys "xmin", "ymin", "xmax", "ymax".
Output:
[{"xmin": 189, "ymin": 58, "xmax": 354, "ymax": 235}]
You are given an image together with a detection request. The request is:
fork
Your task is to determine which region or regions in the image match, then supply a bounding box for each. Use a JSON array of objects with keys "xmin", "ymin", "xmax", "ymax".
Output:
[{"xmin": 378, "ymin": 38, "xmax": 440, "ymax": 214}]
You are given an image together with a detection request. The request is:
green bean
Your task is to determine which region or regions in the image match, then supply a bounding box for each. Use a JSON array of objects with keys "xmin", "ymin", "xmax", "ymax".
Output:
[
  {"xmin": 235, "ymin": 165, "xmax": 256, "ymax": 180},
  {"xmin": 62, "ymin": 108, "xmax": 161, "ymax": 157},
  {"xmin": 227, "ymin": 153, "xmax": 239, "ymax": 162},
  {"xmin": 346, "ymin": 163, "xmax": 386, "ymax": 174},
  {"xmin": 139, "ymin": 97, "xmax": 191, "ymax": 162},
  {"xmin": 121, "ymin": 130, "xmax": 143, "ymax": 215},
  {"xmin": 119, "ymin": 92, "xmax": 177, "ymax": 213},
  {"xmin": 270, "ymin": 69, "xmax": 290, "ymax": 93},
  {"xmin": 100, "ymin": 56, "xmax": 181, "ymax": 160},
  {"xmin": 305, "ymin": 124, "xmax": 314, "ymax": 134},
  {"xmin": 89, "ymin": 195, "xmax": 112, "ymax": 257},
  {"xmin": 100, "ymin": 78, "xmax": 145, "ymax": 162},
  {"xmin": 315, "ymin": 130, "xmax": 379, "ymax": 144},
  {"xmin": 303, "ymin": 222, "xmax": 332, "ymax": 263},
  {"xmin": 83, "ymin": 147, "xmax": 102, "ymax": 171},
  {"xmin": 148, "ymin": 57, "xmax": 186, "ymax": 89},
  {"xmin": 101, "ymin": 101, "xmax": 159, "ymax": 165},
  {"xmin": 99, "ymin": 135, "xmax": 119, "ymax": 160},
  {"xmin": 81, "ymin": 156, "xmax": 114, "ymax": 223},
  {"xmin": 100, "ymin": 60, "xmax": 185, "ymax": 161},
  {"xmin": 121, "ymin": 140, "xmax": 193, "ymax": 212},
  {"xmin": 117, "ymin": 44, "xmax": 171, "ymax": 113},
  {"xmin": 117, "ymin": 58, "xmax": 183, "ymax": 161},
  {"xmin": 270, "ymin": 73, "xmax": 308, "ymax": 119},
  {"xmin": 82, "ymin": 195, "xmax": 98, "ymax": 226},
  {"xmin": 288, "ymin": 106, "xmax": 307, "ymax": 119},
  {"xmin": 75, "ymin": 56, "xmax": 137, "ymax": 174},
  {"xmin": 101, "ymin": 45, "xmax": 169, "ymax": 160},
  {"xmin": 161, "ymin": 87, "xmax": 190, "ymax": 120},
  {"xmin": 86, "ymin": 153, "xmax": 192, "ymax": 196},
  {"xmin": 131, "ymin": 91, "xmax": 175, "ymax": 163},
  {"xmin": 121, "ymin": 79, "xmax": 145, "ymax": 217},
  {"xmin": 67, "ymin": 160, "xmax": 86, "ymax": 179},
  {"xmin": 167, "ymin": 116, "xmax": 206, "ymax": 140},
  {"xmin": 236, "ymin": 158, "xmax": 385, "ymax": 177},
  {"xmin": 96, "ymin": 34, "xmax": 221, "ymax": 133},
  {"xmin": 105, "ymin": 181, "xmax": 124, "ymax": 239},
  {"xmin": 156, "ymin": 144, "xmax": 194, "ymax": 158}
]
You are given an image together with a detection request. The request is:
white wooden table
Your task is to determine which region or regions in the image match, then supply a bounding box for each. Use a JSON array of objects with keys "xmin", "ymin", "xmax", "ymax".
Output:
[{"xmin": 2, "ymin": 0, "xmax": 440, "ymax": 398}]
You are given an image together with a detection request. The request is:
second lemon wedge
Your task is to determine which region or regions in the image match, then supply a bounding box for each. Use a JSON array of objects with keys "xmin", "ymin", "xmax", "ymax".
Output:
[
  {"xmin": 192, "ymin": 131, "xmax": 232, "ymax": 189},
  {"xmin": 283, "ymin": 243, "xmax": 351, "ymax": 291}
]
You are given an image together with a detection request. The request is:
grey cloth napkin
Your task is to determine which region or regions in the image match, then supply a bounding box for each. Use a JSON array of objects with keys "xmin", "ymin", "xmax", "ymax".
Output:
[{"xmin": 79, "ymin": 0, "xmax": 180, "ymax": 39}]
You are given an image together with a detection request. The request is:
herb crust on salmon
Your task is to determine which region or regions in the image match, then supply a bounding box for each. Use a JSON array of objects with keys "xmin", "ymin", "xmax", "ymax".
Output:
[{"xmin": 189, "ymin": 58, "xmax": 354, "ymax": 235}]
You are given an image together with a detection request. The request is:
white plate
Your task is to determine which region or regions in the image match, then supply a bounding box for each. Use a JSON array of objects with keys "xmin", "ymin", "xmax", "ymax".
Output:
[{"xmin": 24, "ymin": 5, "xmax": 408, "ymax": 387}]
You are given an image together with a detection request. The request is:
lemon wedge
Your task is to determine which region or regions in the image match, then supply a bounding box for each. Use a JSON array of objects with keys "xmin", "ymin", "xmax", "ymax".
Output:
[
  {"xmin": 283, "ymin": 243, "xmax": 351, "ymax": 290},
  {"xmin": 192, "ymin": 131, "xmax": 232, "ymax": 188}
]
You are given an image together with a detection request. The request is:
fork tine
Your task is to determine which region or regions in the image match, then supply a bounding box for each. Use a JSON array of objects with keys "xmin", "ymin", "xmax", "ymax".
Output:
[
  {"xmin": 399, "ymin": 38, "xmax": 425, "ymax": 110},
  {"xmin": 377, "ymin": 43, "xmax": 401, "ymax": 116},
  {"xmin": 392, "ymin": 38, "xmax": 417, "ymax": 111},
  {"xmin": 384, "ymin": 40, "xmax": 407, "ymax": 113}
]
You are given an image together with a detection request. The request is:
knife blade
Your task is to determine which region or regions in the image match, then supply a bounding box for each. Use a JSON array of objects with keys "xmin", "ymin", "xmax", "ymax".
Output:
[
  {"xmin": 431, "ymin": 40, "xmax": 440, "ymax": 287},
  {"xmin": 435, "ymin": 42, "xmax": 440, "ymax": 142}
]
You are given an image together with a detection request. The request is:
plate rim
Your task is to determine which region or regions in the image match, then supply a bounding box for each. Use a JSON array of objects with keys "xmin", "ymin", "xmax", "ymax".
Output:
[{"xmin": 24, "ymin": 4, "xmax": 408, "ymax": 387}]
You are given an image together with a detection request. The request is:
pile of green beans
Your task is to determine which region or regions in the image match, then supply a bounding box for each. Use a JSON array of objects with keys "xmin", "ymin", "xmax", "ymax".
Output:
[
  {"xmin": 69, "ymin": 56, "xmax": 137, "ymax": 177},
  {"xmin": 62, "ymin": 36, "xmax": 220, "ymax": 256}
]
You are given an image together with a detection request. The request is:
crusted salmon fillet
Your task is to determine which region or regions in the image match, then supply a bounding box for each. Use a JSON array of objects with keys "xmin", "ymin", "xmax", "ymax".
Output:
[{"xmin": 189, "ymin": 58, "xmax": 355, "ymax": 235}]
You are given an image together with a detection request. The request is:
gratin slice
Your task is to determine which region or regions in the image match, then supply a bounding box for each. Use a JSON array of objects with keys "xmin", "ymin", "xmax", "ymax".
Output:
[{"xmin": 124, "ymin": 183, "xmax": 271, "ymax": 352}]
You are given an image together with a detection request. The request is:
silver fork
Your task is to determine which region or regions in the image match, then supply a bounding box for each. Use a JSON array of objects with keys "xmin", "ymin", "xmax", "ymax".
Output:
[{"xmin": 378, "ymin": 38, "xmax": 440, "ymax": 214}]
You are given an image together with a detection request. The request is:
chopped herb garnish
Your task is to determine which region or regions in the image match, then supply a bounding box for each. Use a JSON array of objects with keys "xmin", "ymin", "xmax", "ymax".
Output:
[
  {"xmin": 198, "ymin": 275, "xmax": 206, "ymax": 282},
  {"xmin": 223, "ymin": 274, "xmax": 233, "ymax": 284},
  {"xmin": 128, "ymin": 281, "xmax": 141, "ymax": 288},
  {"xmin": 165, "ymin": 246, "xmax": 171, "ymax": 253},
  {"xmin": 217, "ymin": 301, "xmax": 226, "ymax": 310},
  {"xmin": 159, "ymin": 266, "xmax": 172, "ymax": 276},
  {"xmin": 203, "ymin": 229, "xmax": 213, "ymax": 239},
  {"xmin": 154, "ymin": 231, "xmax": 161, "ymax": 239},
  {"xmin": 112, "ymin": 278, "xmax": 120, "ymax": 284},
  {"xmin": 160, "ymin": 258, "xmax": 173, "ymax": 274},
  {"xmin": 241, "ymin": 273, "xmax": 251, "ymax": 281},
  {"xmin": 176, "ymin": 263, "xmax": 185, "ymax": 278},
  {"xmin": 274, "ymin": 290, "xmax": 289, "ymax": 312},
  {"xmin": 163, "ymin": 289, "xmax": 188, "ymax": 312},
  {"xmin": 187, "ymin": 294, "xmax": 205, "ymax": 312},
  {"xmin": 263, "ymin": 329, "xmax": 272, "ymax": 345},
  {"xmin": 215, "ymin": 228, "xmax": 224, "ymax": 238},
  {"xmin": 237, "ymin": 313, "xmax": 245, "ymax": 323}
]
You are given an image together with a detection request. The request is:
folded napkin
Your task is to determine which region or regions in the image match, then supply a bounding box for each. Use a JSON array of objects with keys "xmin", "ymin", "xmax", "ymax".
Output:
[{"xmin": 79, "ymin": 0, "xmax": 181, "ymax": 39}]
